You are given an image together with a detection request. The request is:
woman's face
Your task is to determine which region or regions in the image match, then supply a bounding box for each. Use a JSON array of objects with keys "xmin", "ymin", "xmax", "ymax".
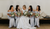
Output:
[
  {"xmin": 28, "ymin": 7, "xmax": 31, "ymax": 9},
  {"xmin": 11, "ymin": 7, "xmax": 14, "ymax": 10},
  {"xmin": 28, "ymin": 7, "xmax": 31, "ymax": 11},
  {"xmin": 36, "ymin": 6, "xmax": 38, "ymax": 10},
  {"xmin": 23, "ymin": 6, "xmax": 25, "ymax": 9},
  {"xmin": 18, "ymin": 6, "xmax": 20, "ymax": 9}
]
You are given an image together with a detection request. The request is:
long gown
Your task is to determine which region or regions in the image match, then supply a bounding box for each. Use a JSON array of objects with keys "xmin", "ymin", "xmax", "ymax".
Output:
[
  {"xmin": 7, "ymin": 11, "xmax": 15, "ymax": 28},
  {"xmin": 17, "ymin": 9, "xmax": 36, "ymax": 29},
  {"xmin": 35, "ymin": 11, "xmax": 40, "ymax": 27},
  {"xmin": 29, "ymin": 11, "xmax": 35, "ymax": 27}
]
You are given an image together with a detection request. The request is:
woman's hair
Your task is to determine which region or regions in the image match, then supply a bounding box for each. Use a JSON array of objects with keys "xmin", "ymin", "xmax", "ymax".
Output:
[
  {"xmin": 16, "ymin": 5, "xmax": 19, "ymax": 11},
  {"xmin": 23, "ymin": 5, "xmax": 26, "ymax": 8},
  {"xmin": 28, "ymin": 5, "xmax": 33, "ymax": 11},
  {"xmin": 37, "ymin": 5, "xmax": 41, "ymax": 11},
  {"xmin": 9, "ymin": 5, "xmax": 13, "ymax": 10}
]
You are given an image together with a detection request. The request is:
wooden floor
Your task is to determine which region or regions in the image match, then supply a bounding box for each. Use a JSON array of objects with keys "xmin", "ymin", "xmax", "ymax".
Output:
[
  {"xmin": 37, "ymin": 24, "xmax": 50, "ymax": 29},
  {"xmin": 0, "ymin": 24, "xmax": 50, "ymax": 29}
]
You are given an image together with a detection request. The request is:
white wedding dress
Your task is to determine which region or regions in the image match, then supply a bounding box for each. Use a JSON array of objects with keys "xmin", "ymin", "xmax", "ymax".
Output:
[{"xmin": 17, "ymin": 9, "xmax": 36, "ymax": 29}]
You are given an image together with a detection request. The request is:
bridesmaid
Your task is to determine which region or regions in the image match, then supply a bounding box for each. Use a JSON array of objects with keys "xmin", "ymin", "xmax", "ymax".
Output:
[
  {"xmin": 7, "ymin": 5, "xmax": 15, "ymax": 28},
  {"xmin": 35, "ymin": 5, "xmax": 41, "ymax": 27},
  {"xmin": 28, "ymin": 5, "xmax": 35, "ymax": 27},
  {"xmin": 14, "ymin": 5, "xmax": 22, "ymax": 27}
]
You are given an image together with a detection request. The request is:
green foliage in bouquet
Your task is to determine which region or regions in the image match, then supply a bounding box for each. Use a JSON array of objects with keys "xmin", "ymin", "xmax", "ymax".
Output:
[
  {"xmin": 29, "ymin": 12, "xmax": 33, "ymax": 16},
  {"xmin": 35, "ymin": 13, "xmax": 39, "ymax": 17},
  {"xmin": 17, "ymin": 12, "xmax": 21, "ymax": 16},
  {"xmin": 27, "ymin": 11, "xmax": 33, "ymax": 17},
  {"xmin": 11, "ymin": 12, "xmax": 15, "ymax": 17},
  {"xmin": 23, "ymin": 11, "xmax": 28, "ymax": 16}
]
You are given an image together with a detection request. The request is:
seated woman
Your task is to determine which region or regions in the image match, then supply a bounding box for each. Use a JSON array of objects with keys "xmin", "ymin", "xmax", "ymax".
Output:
[
  {"xmin": 14, "ymin": 5, "xmax": 22, "ymax": 27},
  {"xmin": 28, "ymin": 5, "xmax": 35, "ymax": 27},
  {"xmin": 35, "ymin": 5, "xmax": 41, "ymax": 27},
  {"xmin": 7, "ymin": 5, "xmax": 15, "ymax": 28}
]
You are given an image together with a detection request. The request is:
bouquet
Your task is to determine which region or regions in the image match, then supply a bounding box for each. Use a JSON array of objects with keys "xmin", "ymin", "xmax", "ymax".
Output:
[
  {"xmin": 29, "ymin": 12, "xmax": 33, "ymax": 16},
  {"xmin": 23, "ymin": 11, "xmax": 28, "ymax": 16},
  {"xmin": 11, "ymin": 12, "xmax": 14, "ymax": 17},
  {"xmin": 17, "ymin": 12, "xmax": 21, "ymax": 16},
  {"xmin": 28, "ymin": 11, "xmax": 33, "ymax": 17},
  {"xmin": 35, "ymin": 13, "xmax": 39, "ymax": 17}
]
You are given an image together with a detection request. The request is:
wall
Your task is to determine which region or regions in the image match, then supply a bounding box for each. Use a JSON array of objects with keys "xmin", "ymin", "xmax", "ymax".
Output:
[{"xmin": 0, "ymin": 0, "xmax": 50, "ymax": 15}]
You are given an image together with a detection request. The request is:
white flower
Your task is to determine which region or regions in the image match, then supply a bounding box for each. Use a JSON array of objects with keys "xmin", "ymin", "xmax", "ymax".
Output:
[
  {"xmin": 23, "ymin": 11, "xmax": 28, "ymax": 16},
  {"xmin": 37, "ymin": 16, "xmax": 38, "ymax": 17},
  {"xmin": 17, "ymin": 12, "xmax": 21, "ymax": 16},
  {"xmin": 30, "ymin": 12, "xmax": 33, "ymax": 15},
  {"xmin": 11, "ymin": 12, "xmax": 14, "ymax": 17},
  {"xmin": 29, "ymin": 12, "xmax": 33, "ymax": 16},
  {"xmin": 24, "ymin": 12, "xmax": 27, "ymax": 14},
  {"xmin": 12, "ymin": 14, "xmax": 14, "ymax": 17},
  {"xmin": 35, "ymin": 13, "xmax": 39, "ymax": 17},
  {"xmin": 18, "ymin": 13, "xmax": 20, "ymax": 16}
]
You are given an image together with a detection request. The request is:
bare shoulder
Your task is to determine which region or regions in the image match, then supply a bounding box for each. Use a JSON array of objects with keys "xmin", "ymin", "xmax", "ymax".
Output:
[{"xmin": 8, "ymin": 10, "xmax": 10, "ymax": 12}]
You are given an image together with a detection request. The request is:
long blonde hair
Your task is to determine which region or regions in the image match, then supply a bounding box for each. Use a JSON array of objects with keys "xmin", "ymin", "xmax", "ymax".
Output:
[{"xmin": 23, "ymin": 5, "xmax": 26, "ymax": 8}]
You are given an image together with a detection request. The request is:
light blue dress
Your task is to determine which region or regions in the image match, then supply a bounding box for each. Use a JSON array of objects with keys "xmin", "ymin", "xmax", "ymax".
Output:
[
  {"xmin": 35, "ymin": 11, "xmax": 40, "ymax": 27},
  {"xmin": 14, "ymin": 11, "xmax": 18, "ymax": 27},
  {"xmin": 14, "ymin": 11, "xmax": 21, "ymax": 27},
  {"xmin": 29, "ymin": 11, "xmax": 35, "ymax": 27},
  {"xmin": 14, "ymin": 11, "xmax": 18, "ymax": 19},
  {"xmin": 7, "ymin": 11, "xmax": 15, "ymax": 28}
]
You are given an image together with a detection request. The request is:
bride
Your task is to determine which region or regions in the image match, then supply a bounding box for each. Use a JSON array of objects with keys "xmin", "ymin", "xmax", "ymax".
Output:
[{"xmin": 17, "ymin": 5, "xmax": 36, "ymax": 29}]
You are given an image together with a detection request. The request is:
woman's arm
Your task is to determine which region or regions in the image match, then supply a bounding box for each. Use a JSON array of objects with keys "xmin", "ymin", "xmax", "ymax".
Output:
[
  {"xmin": 39, "ymin": 11, "xmax": 41, "ymax": 16},
  {"xmin": 33, "ymin": 9, "xmax": 35, "ymax": 16},
  {"xmin": 14, "ymin": 9, "xmax": 18, "ymax": 17},
  {"xmin": 14, "ymin": 12, "xmax": 18, "ymax": 16},
  {"xmin": 20, "ymin": 9, "xmax": 23, "ymax": 15},
  {"xmin": 7, "ymin": 10, "xmax": 11, "ymax": 16}
]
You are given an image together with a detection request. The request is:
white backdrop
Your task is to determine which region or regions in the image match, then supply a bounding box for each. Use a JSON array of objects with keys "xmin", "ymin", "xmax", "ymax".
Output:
[{"xmin": 0, "ymin": 0, "xmax": 50, "ymax": 15}]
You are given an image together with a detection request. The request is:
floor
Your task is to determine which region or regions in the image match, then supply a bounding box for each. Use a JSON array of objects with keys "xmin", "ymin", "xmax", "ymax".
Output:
[
  {"xmin": 0, "ymin": 19, "xmax": 50, "ymax": 29},
  {"xmin": 0, "ymin": 24, "xmax": 50, "ymax": 29},
  {"xmin": 37, "ymin": 24, "xmax": 50, "ymax": 29}
]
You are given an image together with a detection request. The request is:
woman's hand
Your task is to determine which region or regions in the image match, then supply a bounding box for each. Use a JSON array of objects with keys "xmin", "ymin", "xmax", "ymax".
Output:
[
  {"xmin": 9, "ymin": 15, "xmax": 11, "ymax": 16},
  {"xmin": 35, "ymin": 16, "xmax": 39, "ymax": 18},
  {"xmin": 36, "ymin": 17, "xmax": 37, "ymax": 18},
  {"xmin": 33, "ymin": 13, "xmax": 35, "ymax": 16},
  {"xmin": 30, "ymin": 15, "xmax": 33, "ymax": 17},
  {"xmin": 14, "ymin": 13, "xmax": 18, "ymax": 17},
  {"xmin": 7, "ymin": 14, "xmax": 11, "ymax": 17},
  {"xmin": 20, "ymin": 9, "xmax": 23, "ymax": 15},
  {"xmin": 17, "ymin": 16, "xmax": 19, "ymax": 17}
]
